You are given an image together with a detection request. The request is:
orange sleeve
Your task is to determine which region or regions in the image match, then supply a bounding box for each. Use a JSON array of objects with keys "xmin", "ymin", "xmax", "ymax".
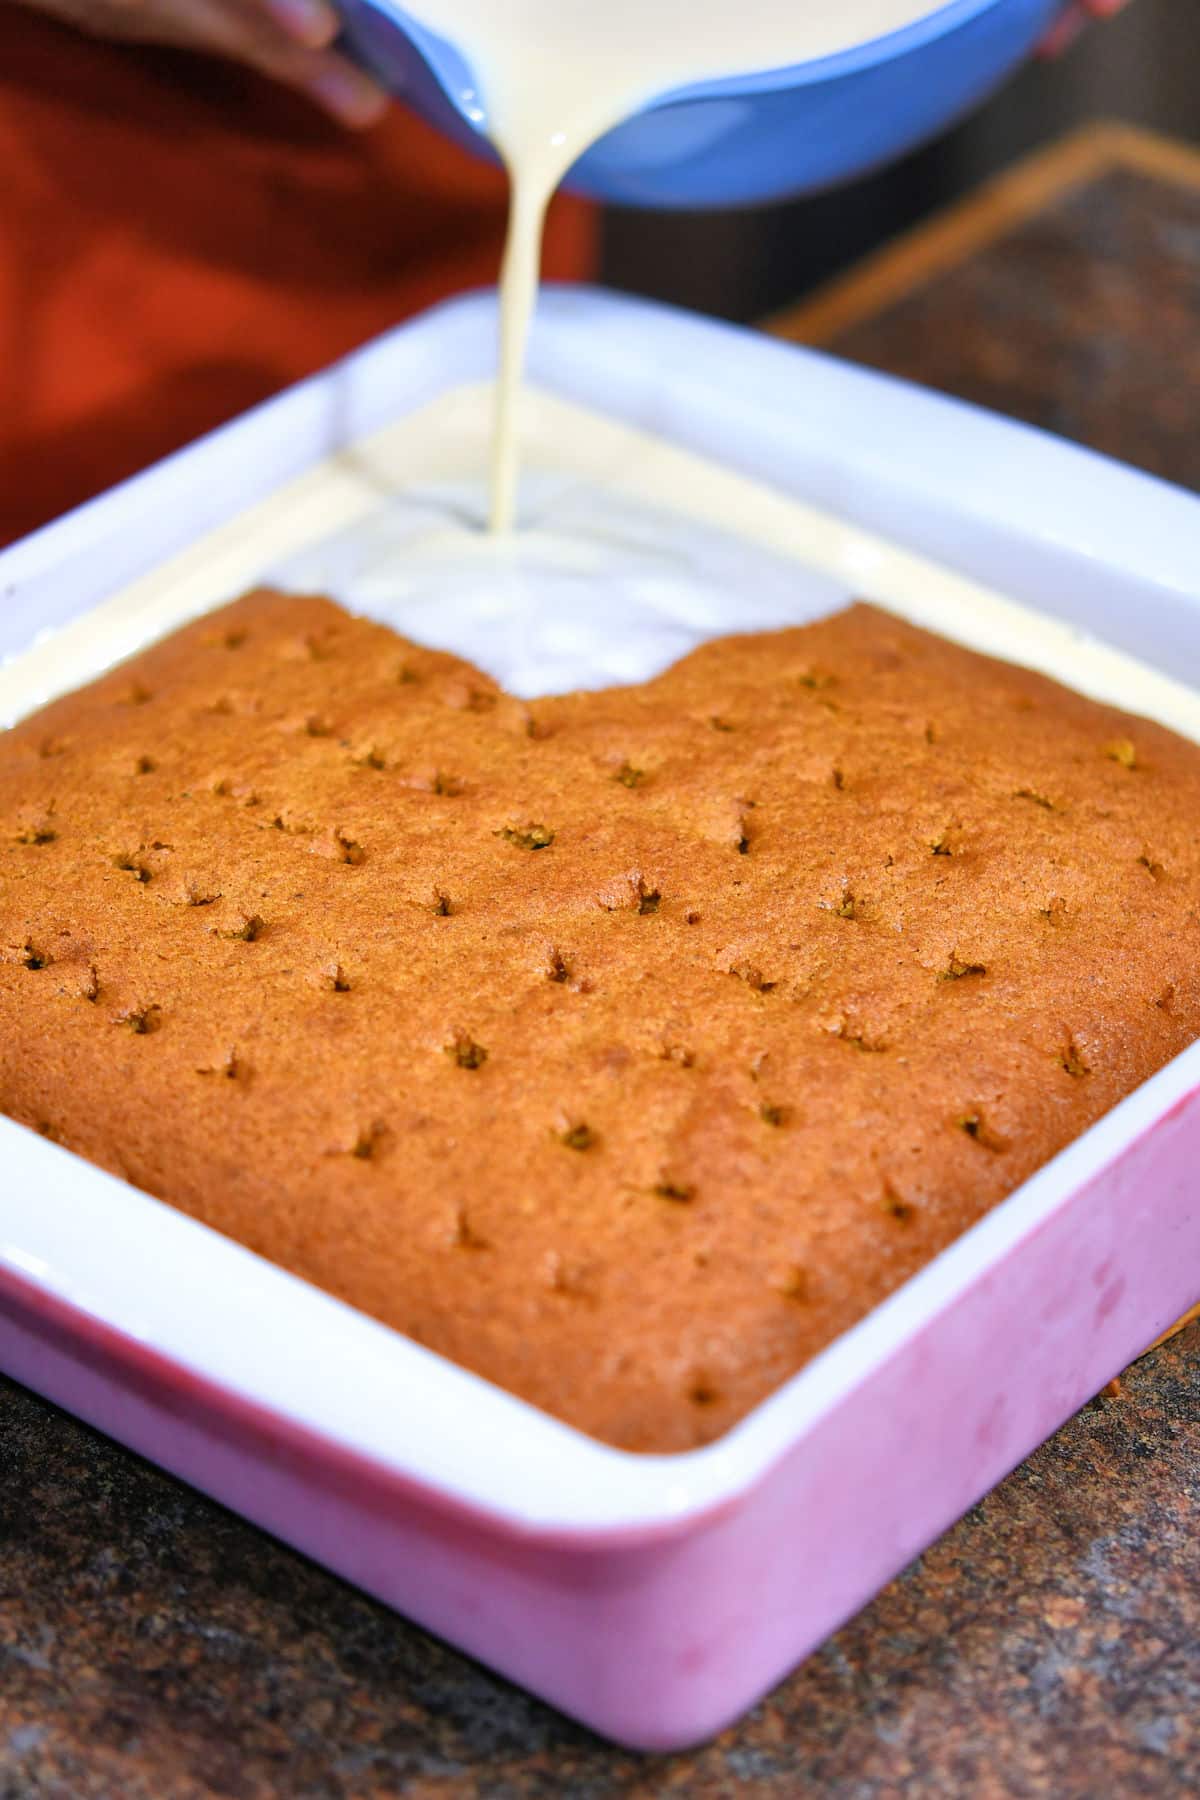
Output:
[{"xmin": 0, "ymin": 14, "xmax": 598, "ymax": 545}]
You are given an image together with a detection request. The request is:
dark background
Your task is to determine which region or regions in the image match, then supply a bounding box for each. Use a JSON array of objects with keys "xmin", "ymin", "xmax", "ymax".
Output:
[{"xmin": 600, "ymin": 0, "xmax": 1198, "ymax": 320}]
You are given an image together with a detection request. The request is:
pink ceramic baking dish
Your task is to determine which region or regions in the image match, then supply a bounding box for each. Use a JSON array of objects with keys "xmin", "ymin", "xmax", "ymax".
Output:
[{"xmin": 2, "ymin": 290, "xmax": 1199, "ymax": 1751}]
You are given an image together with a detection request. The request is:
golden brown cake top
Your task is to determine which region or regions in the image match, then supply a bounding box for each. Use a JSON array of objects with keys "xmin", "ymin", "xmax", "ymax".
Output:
[{"xmin": 2, "ymin": 591, "xmax": 1199, "ymax": 1451}]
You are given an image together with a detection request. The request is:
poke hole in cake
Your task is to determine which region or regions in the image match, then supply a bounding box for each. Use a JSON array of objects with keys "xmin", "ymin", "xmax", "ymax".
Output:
[{"xmin": 2, "ymin": 588, "xmax": 1199, "ymax": 1453}]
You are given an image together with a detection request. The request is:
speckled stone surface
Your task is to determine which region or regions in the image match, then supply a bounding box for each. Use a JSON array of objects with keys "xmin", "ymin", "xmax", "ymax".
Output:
[
  {"xmin": 828, "ymin": 167, "xmax": 1200, "ymax": 494},
  {"xmin": 2, "ymin": 1325, "xmax": 1197, "ymax": 1798},
  {"xmin": 4, "ymin": 153, "xmax": 1200, "ymax": 1796}
]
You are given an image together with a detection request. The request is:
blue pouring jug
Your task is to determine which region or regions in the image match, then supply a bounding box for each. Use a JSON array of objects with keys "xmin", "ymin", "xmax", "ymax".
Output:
[{"xmin": 336, "ymin": 0, "xmax": 1061, "ymax": 209}]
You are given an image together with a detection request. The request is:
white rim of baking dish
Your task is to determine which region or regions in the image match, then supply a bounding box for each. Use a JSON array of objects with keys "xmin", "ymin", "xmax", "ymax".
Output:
[{"xmin": 2, "ymin": 288, "xmax": 1199, "ymax": 1539}]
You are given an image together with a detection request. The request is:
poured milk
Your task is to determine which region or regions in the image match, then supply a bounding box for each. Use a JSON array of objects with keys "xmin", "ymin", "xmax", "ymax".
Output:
[
  {"xmin": 399, "ymin": 0, "xmax": 953, "ymax": 527},
  {"xmin": 4, "ymin": 385, "xmax": 1197, "ymax": 752}
]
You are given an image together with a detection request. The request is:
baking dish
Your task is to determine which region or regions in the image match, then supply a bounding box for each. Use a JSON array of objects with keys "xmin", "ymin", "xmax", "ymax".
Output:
[{"xmin": 2, "ymin": 289, "xmax": 1199, "ymax": 1751}]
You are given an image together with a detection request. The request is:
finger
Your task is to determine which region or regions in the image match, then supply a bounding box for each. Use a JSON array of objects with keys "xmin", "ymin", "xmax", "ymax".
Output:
[
  {"xmin": 169, "ymin": 0, "xmax": 393, "ymax": 128},
  {"xmin": 86, "ymin": 0, "xmax": 305, "ymax": 57},
  {"xmin": 216, "ymin": 0, "xmax": 338, "ymax": 55},
  {"xmin": 209, "ymin": 0, "xmax": 385, "ymax": 119},
  {"xmin": 303, "ymin": 51, "xmax": 391, "ymax": 126},
  {"xmin": 258, "ymin": 0, "xmax": 340, "ymax": 50},
  {"xmin": 1082, "ymin": 0, "xmax": 1130, "ymax": 14},
  {"xmin": 1037, "ymin": 4, "xmax": 1088, "ymax": 58},
  {"xmin": 249, "ymin": 42, "xmax": 391, "ymax": 126},
  {"xmin": 46, "ymin": 0, "xmax": 389, "ymax": 126}
]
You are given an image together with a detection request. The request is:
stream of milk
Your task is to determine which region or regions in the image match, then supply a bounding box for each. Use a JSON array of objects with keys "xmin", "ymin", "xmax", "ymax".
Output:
[{"xmin": 400, "ymin": 0, "xmax": 952, "ymax": 527}]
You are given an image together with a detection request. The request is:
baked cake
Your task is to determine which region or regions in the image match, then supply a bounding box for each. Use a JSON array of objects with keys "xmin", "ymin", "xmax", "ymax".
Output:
[{"xmin": 2, "ymin": 590, "xmax": 1198, "ymax": 1452}]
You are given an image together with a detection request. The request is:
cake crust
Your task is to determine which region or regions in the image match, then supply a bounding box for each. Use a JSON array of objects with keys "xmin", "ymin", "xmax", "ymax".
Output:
[{"xmin": 2, "ymin": 591, "xmax": 1199, "ymax": 1452}]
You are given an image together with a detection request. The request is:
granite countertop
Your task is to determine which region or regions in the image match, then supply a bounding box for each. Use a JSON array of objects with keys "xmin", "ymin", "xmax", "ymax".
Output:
[
  {"xmin": 807, "ymin": 162, "xmax": 1200, "ymax": 495},
  {"xmin": 4, "ymin": 126, "xmax": 1200, "ymax": 1797},
  {"xmin": 3, "ymin": 1328, "xmax": 1196, "ymax": 1798}
]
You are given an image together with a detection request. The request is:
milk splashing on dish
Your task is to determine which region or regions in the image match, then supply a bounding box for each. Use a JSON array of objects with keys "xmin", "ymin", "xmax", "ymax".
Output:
[{"xmin": 400, "ymin": 0, "xmax": 953, "ymax": 530}]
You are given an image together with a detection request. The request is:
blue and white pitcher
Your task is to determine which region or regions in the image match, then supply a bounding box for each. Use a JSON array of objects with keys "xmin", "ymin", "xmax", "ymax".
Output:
[{"xmin": 336, "ymin": 0, "xmax": 1061, "ymax": 208}]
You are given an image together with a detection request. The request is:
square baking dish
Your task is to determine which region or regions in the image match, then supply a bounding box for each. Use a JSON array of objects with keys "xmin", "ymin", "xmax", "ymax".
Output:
[{"xmin": 2, "ymin": 288, "xmax": 1199, "ymax": 1753}]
